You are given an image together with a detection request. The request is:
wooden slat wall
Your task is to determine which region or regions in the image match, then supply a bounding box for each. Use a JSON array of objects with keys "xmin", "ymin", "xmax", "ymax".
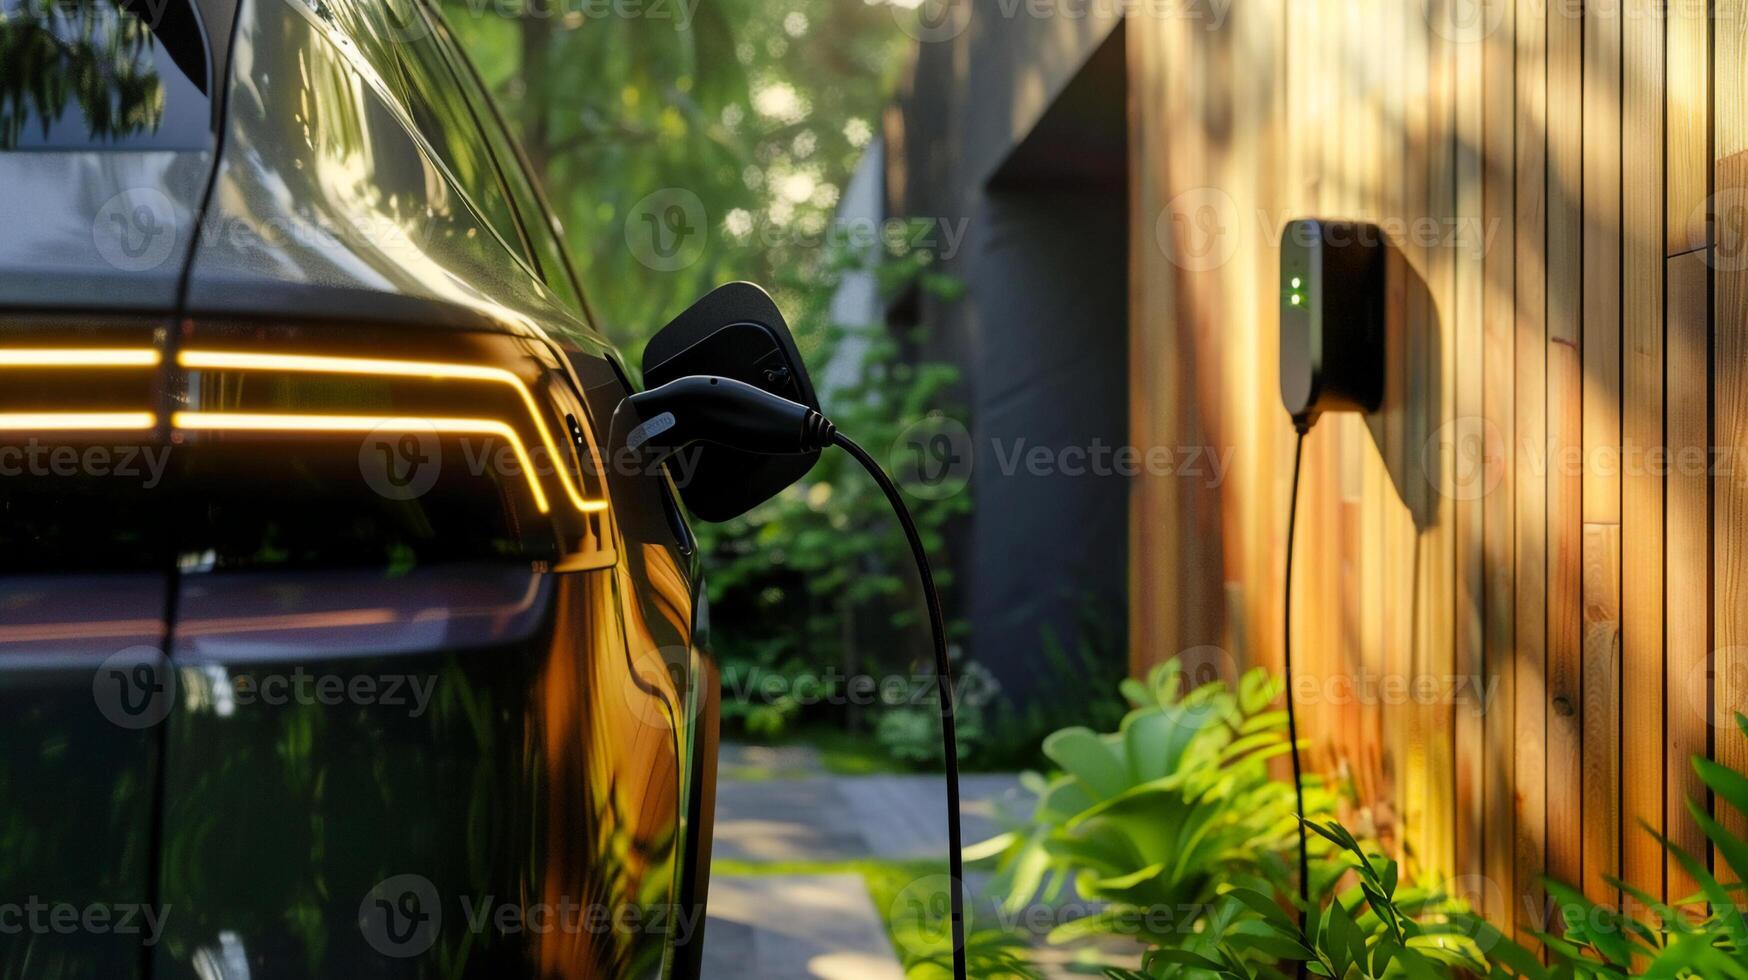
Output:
[{"xmin": 1128, "ymin": 0, "xmax": 1743, "ymax": 925}]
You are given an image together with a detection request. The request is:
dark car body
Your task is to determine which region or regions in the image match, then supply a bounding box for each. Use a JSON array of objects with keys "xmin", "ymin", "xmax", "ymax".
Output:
[{"xmin": 0, "ymin": 1, "xmax": 718, "ymax": 977}]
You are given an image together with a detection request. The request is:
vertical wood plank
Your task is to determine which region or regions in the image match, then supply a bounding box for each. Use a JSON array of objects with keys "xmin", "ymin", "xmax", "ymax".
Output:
[
  {"xmin": 1580, "ymin": 0, "xmax": 1624, "ymax": 910},
  {"xmin": 1666, "ymin": 249, "xmax": 1711, "ymax": 904},
  {"xmin": 1621, "ymin": 0, "xmax": 1667, "ymax": 904},
  {"xmin": 1582, "ymin": 523, "xmax": 1623, "ymax": 906},
  {"xmin": 1455, "ymin": 0, "xmax": 1489, "ymax": 895},
  {"xmin": 1667, "ymin": 0, "xmax": 1711, "ymax": 254},
  {"xmin": 1356, "ymin": 0, "xmax": 1389, "ymax": 819},
  {"xmin": 1584, "ymin": 0, "xmax": 1624, "ymax": 529},
  {"xmin": 1544, "ymin": 0, "xmax": 1585, "ymax": 896},
  {"xmin": 1715, "ymin": 0, "xmax": 1748, "ymax": 880},
  {"xmin": 1421, "ymin": 0, "xmax": 1459, "ymax": 882},
  {"xmin": 1380, "ymin": 0, "xmax": 1414, "ymax": 858},
  {"xmin": 1482, "ymin": 0, "xmax": 1519, "ymax": 933},
  {"xmin": 1401, "ymin": 0, "xmax": 1436, "ymax": 874},
  {"xmin": 1513, "ymin": 0, "xmax": 1550, "ymax": 943}
]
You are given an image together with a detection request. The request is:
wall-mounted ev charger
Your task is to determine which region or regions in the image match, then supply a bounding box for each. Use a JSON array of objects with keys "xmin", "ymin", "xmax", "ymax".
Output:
[
  {"xmin": 1279, "ymin": 218, "xmax": 1386, "ymax": 431},
  {"xmin": 1276, "ymin": 218, "xmax": 1386, "ymax": 951}
]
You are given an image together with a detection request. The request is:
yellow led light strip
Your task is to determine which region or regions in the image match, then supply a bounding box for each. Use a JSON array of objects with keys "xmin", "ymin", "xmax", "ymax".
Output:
[
  {"xmin": 171, "ymin": 411, "xmax": 553, "ymax": 514},
  {"xmin": 0, "ymin": 348, "xmax": 161, "ymax": 368},
  {"xmin": 0, "ymin": 412, "xmax": 157, "ymax": 431},
  {"xmin": 0, "ymin": 351, "xmax": 159, "ymax": 429},
  {"xmin": 178, "ymin": 350, "xmax": 607, "ymax": 514}
]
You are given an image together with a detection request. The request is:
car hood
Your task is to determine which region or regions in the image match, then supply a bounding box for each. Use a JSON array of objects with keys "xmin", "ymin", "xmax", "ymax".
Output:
[{"xmin": 0, "ymin": 150, "xmax": 215, "ymax": 312}]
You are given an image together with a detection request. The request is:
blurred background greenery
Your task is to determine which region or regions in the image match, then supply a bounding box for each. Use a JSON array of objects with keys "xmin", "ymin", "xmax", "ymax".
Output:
[{"xmin": 441, "ymin": 0, "xmax": 910, "ymax": 350}]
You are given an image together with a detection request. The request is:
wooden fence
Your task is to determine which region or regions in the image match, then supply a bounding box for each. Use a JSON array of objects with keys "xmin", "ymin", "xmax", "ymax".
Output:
[{"xmin": 1128, "ymin": 0, "xmax": 1739, "ymax": 942}]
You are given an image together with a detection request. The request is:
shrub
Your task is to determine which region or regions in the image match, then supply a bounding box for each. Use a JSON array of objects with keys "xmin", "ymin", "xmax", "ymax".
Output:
[
  {"xmin": 968, "ymin": 658, "xmax": 1335, "ymax": 950},
  {"xmin": 1134, "ymin": 817, "xmax": 1543, "ymax": 980},
  {"xmin": 1537, "ymin": 714, "xmax": 1748, "ymax": 978}
]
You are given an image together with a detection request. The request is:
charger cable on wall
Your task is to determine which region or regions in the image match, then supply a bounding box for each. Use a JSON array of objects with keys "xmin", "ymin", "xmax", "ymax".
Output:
[{"xmin": 1284, "ymin": 420, "xmax": 1311, "ymax": 950}]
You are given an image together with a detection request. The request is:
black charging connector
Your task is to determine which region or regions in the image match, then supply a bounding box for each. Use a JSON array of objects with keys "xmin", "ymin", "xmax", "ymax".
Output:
[
  {"xmin": 619, "ymin": 377, "xmax": 969, "ymax": 980},
  {"xmin": 624, "ymin": 375, "xmax": 838, "ymax": 458}
]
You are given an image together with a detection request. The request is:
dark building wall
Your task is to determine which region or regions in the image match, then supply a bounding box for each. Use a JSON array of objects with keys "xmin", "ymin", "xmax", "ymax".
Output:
[{"xmin": 887, "ymin": 12, "xmax": 1130, "ymax": 701}]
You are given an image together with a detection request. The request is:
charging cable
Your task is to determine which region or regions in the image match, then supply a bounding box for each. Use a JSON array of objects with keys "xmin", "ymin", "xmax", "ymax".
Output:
[
  {"xmin": 1283, "ymin": 422, "xmax": 1310, "ymax": 948},
  {"xmin": 621, "ymin": 375, "xmax": 969, "ymax": 980}
]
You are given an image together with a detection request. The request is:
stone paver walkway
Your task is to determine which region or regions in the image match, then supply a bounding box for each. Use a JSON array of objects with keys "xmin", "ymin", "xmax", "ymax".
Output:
[
  {"xmin": 702, "ymin": 874, "xmax": 908, "ymax": 980},
  {"xmin": 701, "ymin": 742, "xmax": 1141, "ymax": 979}
]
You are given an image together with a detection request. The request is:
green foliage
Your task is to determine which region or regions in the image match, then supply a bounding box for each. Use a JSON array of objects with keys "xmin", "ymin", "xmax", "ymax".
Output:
[
  {"xmin": 441, "ymin": 0, "xmax": 911, "ymax": 348},
  {"xmin": 1536, "ymin": 714, "xmax": 1748, "ymax": 979},
  {"xmin": 0, "ymin": 0, "xmax": 167, "ymax": 147},
  {"xmin": 968, "ymin": 658, "xmax": 1334, "ymax": 950},
  {"xmin": 874, "ymin": 660, "xmax": 993, "ymax": 768},
  {"xmin": 1147, "ymin": 817, "xmax": 1544, "ymax": 980}
]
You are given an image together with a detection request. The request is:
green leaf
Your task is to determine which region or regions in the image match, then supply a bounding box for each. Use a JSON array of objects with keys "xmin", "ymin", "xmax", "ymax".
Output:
[
  {"xmin": 1042, "ymin": 727, "xmax": 1130, "ymax": 800},
  {"xmin": 1227, "ymin": 887, "xmax": 1299, "ymax": 938}
]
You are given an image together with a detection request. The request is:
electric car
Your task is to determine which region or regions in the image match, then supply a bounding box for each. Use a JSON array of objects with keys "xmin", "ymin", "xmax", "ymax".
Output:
[{"xmin": 0, "ymin": 0, "xmax": 730, "ymax": 976}]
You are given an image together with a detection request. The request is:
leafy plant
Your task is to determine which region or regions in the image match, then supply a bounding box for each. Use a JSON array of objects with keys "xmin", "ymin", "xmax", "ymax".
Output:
[
  {"xmin": 1536, "ymin": 714, "xmax": 1748, "ymax": 978},
  {"xmin": 968, "ymin": 658, "xmax": 1334, "ymax": 950},
  {"xmin": 1136, "ymin": 817, "xmax": 1543, "ymax": 980}
]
